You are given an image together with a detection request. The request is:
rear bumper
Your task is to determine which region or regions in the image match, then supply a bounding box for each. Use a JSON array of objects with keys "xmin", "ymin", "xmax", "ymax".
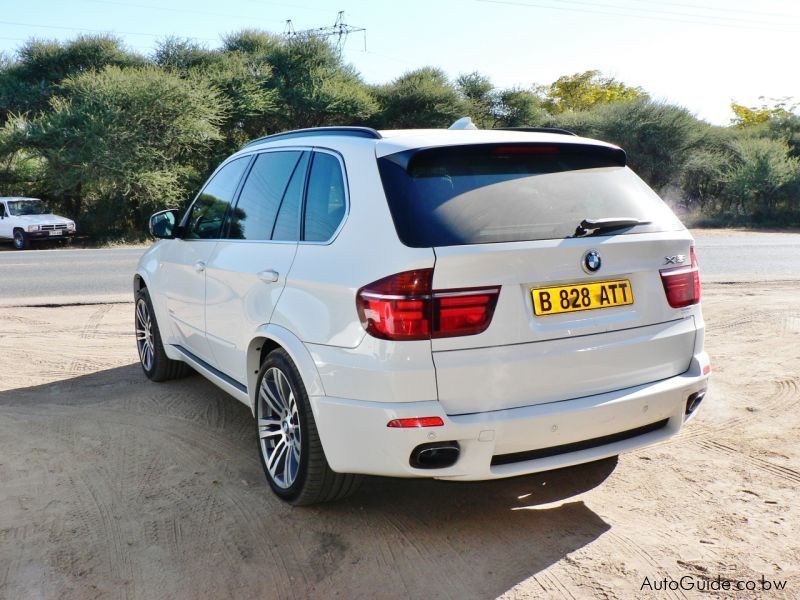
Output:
[{"xmin": 311, "ymin": 351, "xmax": 710, "ymax": 480}]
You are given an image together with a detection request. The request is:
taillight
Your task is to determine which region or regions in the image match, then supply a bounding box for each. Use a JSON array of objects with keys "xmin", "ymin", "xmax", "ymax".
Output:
[
  {"xmin": 356, "ymin": 269, "xmax": 434, "ymax": 340},
  {"xmin": 387, "ymin": 417, "xmax": 444, "ymax": 428},
  {"xmin": 433, "ymin": 290, "xmax": 500, "ymax": 338},
  {"xmin": 660, "ymin": 246, "xmax": 701, "ymax": 308},
  {"xmin": 356, "ymin": 269, "xmax": 500, "ymax": 341}
]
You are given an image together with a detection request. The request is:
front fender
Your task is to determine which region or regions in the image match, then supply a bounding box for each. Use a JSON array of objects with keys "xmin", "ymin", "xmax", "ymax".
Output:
[{"xmin": 134, "ymin": 245, "xmax": 181, "ymax": 361}]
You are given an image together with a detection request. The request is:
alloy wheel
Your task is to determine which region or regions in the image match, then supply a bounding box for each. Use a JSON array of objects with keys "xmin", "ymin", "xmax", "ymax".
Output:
[
  {"xmin": 257, "ymin": 367, "xmax": 302, "ymax": 489},
  {"xmin": 135, "ymin": 298, "xmax": 154, "ymax": 372}
]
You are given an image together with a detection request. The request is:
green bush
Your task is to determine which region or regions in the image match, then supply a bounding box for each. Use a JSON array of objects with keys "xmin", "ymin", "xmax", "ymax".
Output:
[
  {"xmin": 15, "ymin": 65, "xmax": 226, "ymax": 237},
  {"xmin": 551, "ymin": 99, "xmax": 706, "ymax": 190},
  {"xmin": 373, "ymin": 67, "xmax": 464, "ymax": 129},
  {"xmin": 721, "ymin": 137, "xmax": 800, "ymax": 224}
]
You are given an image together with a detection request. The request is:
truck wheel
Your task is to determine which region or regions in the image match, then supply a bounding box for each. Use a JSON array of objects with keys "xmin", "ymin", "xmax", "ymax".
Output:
[
  {"xmin": 13, "ymin": 229, "xmax": 29, "ymax": 250},
  {"xmin": 256, "ymin": 348, "xmax": 361, "ymax": 505}
]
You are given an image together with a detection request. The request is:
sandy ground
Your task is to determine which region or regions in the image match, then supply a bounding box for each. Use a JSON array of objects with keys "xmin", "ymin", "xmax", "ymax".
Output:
[{"xmin": 0, "ymin": 283, "xmax": 798, "ymax": 599}]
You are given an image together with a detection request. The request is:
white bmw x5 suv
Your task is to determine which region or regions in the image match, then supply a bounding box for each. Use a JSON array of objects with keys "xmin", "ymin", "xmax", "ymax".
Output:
[{"xmin": 134, "ymin": 125, "xmax": 710, "ymax": 505}]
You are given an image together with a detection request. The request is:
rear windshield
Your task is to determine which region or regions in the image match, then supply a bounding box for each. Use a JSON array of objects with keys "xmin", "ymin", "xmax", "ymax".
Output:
[{"xmin": 377, "ymin": 144, "xmax": 682, "ymax": 247}]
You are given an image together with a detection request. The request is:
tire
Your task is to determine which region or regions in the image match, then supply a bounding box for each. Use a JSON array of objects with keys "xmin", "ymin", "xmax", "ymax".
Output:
[
  {"xmin": 256, "ymin": 349, "xmax": 361, "ymax": 506},
  {"xmin": 13, "ymin": 229, "xmax": 29, "ymax": 250},
  {"xmin": 134, "ymin": 287, "xmax": 192, "ymax": 382}
]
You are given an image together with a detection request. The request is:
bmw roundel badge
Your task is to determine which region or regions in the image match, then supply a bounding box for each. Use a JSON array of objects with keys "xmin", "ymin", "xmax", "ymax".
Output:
[{"xmin": 583, "ymin": 250, "xmax": 602, "ymax": 273}]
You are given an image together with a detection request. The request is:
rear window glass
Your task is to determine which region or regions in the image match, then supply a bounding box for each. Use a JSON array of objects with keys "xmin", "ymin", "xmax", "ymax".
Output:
[
  {"xmin": 303, "ymin": 152, "xmax": 347, "ymax": 242},
  {"xmin": 377, "ymin": 144, "xmax": 682, "ymax": 247}
]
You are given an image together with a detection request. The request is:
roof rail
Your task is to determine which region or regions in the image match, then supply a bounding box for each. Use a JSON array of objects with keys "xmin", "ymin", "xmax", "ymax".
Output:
[
  {"xmin": 494, "ymin": 127, "xmax": 577, "ymax": 136},
  {"xmin": 242, "ymin": 126, "xmax": 382, "ymax": 149}
]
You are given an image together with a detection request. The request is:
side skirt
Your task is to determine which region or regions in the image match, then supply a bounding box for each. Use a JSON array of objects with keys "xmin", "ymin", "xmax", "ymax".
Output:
[{"xmin": 171, "ymin": 344, "xmax": 250, "ymax": 407}]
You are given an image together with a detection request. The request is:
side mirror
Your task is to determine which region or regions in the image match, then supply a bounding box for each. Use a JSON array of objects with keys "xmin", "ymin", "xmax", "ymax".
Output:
[{"xmin": 149, "ymin": 209, "xmax": 181, "ymax": 239}]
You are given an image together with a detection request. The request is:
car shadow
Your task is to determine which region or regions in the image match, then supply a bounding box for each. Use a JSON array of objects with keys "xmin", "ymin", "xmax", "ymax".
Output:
[{"xmin": 0, "ymin": 364, "xmax": 616, "ymax": 599}]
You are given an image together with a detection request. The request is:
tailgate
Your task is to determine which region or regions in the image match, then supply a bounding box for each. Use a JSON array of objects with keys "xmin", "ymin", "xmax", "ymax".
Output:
[{"xmin": 431, "ymin": 232, "xmax": 699, "ymax": 414}]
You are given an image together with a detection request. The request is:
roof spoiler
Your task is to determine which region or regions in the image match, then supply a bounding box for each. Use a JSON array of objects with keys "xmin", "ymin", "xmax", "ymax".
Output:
[{"xmin": 494, "ymin": 127, "xmax": 577, "ymax": 136}]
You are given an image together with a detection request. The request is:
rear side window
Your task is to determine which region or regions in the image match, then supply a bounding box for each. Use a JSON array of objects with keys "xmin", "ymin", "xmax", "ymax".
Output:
[
  {"xmin": 184, "ymin": 157, "xmax": 249, "ymax": 240},
  {"xmin": 377, "ymin": 144, "xmax": 682, "ymax": 247},
  {"xmin": 272, "ymin": 152, "xmax": 310, "ymax": 241},
  {"xmin": 303, "ymin": 153, "xmax": 346, "ymax": 242},
  {"xmin": 227, "ymin": 151, "xmax": 302, "ymax": 241}
]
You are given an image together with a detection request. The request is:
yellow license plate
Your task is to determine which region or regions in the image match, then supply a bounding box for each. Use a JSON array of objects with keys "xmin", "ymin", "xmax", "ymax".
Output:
[{"xmin": 531, "ymin": 279, "xmax": 634, "ymax": 316}]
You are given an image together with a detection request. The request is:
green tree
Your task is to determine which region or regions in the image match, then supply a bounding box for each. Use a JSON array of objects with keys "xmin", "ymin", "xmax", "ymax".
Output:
[
  {"xmin": 552, "ymin": 99, "xmax": 705, "ymax": 190},
  {"xmin": 767, "ymin": 112, "xmax": 800, "ymax": 158},
  {"xmin": 536, "ymin": 70, "xmax": 647, "ymax": 114},
  {"xmin": 11, "ymin": 65, "xmax": 225, "ymax": 236},
  {"xmin": 153, "ymin": 37, "xmax": 222, "ymax": 72},
  {"xmin": 0, "ymin": 116, "xmax": 45, "ymax": 196},
  {"xmin": 730, "ymin": 97, "xmax": 797, "ymax": 127},
  {"xmin": 495, "ymin": 88, "xmax": 546, "ymax": 127},
  {"xmin": 722, "ymin": 137, "xmax": 800, "ymax": 223},
  {"xmin": 677, "ymin": 126, "xmax": 739, "ymax": 214},
  {"xmin": 0, "ymin": 35, "xmax": 144, "ymax": 120},
  {"xmin": 456, "ymin": 72, "xmax": 496, "ymax": 128},
  {"xmin": 221, "ymin": 29, "xmax": 278, "ymax": 55},
  {"xmin": 222, "ymin": 31, "xmax": 376, "ymax": 131},
  {"xmin": 154, "ymin": 36, "xmax": 279, "ymax": 158},
  {"xmin": 374, "ymin": 67, "xmax": 464, "ymax": 128}
]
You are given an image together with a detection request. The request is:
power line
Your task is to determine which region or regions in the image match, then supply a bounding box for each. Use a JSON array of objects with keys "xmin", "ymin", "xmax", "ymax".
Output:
[
  {"xmin": 545, "ymin": 0, "xmax": 800, "ymax": 25},
  {"xmin": 0, "ymin": 18, "xmax": 218, "ymax": 41},
  {"xmin": 79, "ymin": 0, "xmax": 286, "ymax": 25},
  {"xmin": 476, "ymin": 0, "xmax": 800, "ymax": 32},
  {"xmin": 345, "ymin": 47, "xmax": 414, "ymax": 66},
  {"xmin": 630, "ymin": 0, "xmax": 800, "ymax": 20},
  {"xmin": 243, "ymin": 0, "xmax": 333, "ymax": 14}
]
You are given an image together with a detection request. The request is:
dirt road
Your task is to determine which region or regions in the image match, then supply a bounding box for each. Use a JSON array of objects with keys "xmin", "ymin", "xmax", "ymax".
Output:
[{"xmin": 0, "ymin": 282, "xmax": 798, "ymax": 599}]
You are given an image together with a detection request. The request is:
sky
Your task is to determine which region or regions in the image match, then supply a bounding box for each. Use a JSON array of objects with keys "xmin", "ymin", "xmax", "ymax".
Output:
[{"xmin": 1, "ymin": 0, "xmax": 798, "ymax": 125}]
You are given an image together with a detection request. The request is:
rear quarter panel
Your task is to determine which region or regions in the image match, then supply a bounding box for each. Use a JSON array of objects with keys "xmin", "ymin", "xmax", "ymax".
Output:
[{"xmin": 270, "ymin": 142, "xmax": 435, "ymax": 349}]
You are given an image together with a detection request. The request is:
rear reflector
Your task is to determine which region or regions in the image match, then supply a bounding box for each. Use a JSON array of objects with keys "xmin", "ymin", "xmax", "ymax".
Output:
[
  {"xmin": 660, "ymin": 246, "xmax": 701, "ymax": 308},
  {"xmin": 357, "ymin": 269, "xmax": 500, "ymax": 341},
  {"xmin": 703, "ymin": 364, "xmax": 711, "ymax": 375},
  {"xmin": 387, "ymin": 416, "xmax": 444, "ymax": 428}
]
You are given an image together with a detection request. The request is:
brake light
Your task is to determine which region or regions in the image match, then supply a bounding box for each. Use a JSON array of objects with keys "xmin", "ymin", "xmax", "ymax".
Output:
[
  {"xmin": 356, "ymin": 270, "xmax": 500, "ymax": 340},
  {"xmin": 492, "ymin": 145, "xmax": 560, "ymax": 155},
  {"xmin": 660, "ymin": 246, "xmax": 701, "ymax": 308},
  {"xmin": 387, "ymin": 416, "xmax": 444, "ymax": 428}
]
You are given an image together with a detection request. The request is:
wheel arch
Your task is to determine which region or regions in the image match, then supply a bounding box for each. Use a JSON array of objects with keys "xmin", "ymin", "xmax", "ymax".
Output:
[
  {"xmin": 133, "ymin": 272, "xmax": 147, "ymax": 292},
  {"xmin": 247, "ymin": 325, "xmax": 326, "ymax": 415}
]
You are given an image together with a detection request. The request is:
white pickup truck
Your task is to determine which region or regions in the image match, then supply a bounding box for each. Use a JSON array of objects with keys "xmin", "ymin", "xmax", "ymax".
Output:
[{"xmin": 0, "ymin": 197, "xmax": 76, "ymax": 249}]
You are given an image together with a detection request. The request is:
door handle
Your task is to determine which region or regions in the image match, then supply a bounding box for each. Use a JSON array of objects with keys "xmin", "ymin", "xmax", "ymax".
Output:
[
  {"xmin": 193, "ymin": 260, "xmax": 206, "ymax": 273},
  {"xmin": 257, "ymin": 269, "xmax": 279, "ymax": 283}
]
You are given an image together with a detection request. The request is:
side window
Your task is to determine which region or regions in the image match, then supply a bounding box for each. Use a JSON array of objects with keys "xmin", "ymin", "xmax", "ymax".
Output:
[
  {"xmin": 184, "ymin": 157, "xmax": 249, "ymax": 240},
  {"xmin": 0, "ymin": 204, "xmax": 5, "ymax": 218},
  {"xmin": 227, "ymin": 151, "xmax": 302, "ymax": 241},
  {"xmin": 272, "ymin": 152, "xmax": 310, "ymax": 241},
  {"xmin": 303, "ymin": 153, "xmax": 347, "ymax": 242}
]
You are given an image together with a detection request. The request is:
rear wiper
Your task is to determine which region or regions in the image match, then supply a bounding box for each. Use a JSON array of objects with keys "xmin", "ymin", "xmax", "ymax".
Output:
[{"xmin": 573, "ymin": 217, "xmax": 651, "ymax": 237}]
